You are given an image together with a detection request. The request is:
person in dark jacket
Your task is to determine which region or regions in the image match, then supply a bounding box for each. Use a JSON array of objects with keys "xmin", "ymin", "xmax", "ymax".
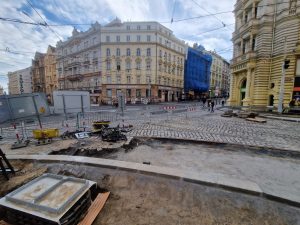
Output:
[{"xmin": 211, "ymin": 101, "xmax": 215, "ymax": 112}]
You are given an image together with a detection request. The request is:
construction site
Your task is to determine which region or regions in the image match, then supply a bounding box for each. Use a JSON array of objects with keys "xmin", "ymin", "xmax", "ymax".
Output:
[{"xmin": 0, "ymin": 93, "xmax": 300, "ymax": 225}]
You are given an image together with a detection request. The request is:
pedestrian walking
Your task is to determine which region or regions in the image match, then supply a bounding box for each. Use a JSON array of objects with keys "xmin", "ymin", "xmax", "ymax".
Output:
[
  {"xmin": 202, "ymin": 98, "xmax": 206, "ymax": 107},
  {"xmin": 211, "ymin": 101, "xmax": 215, "ymax": 112},
  {"xmin": 221, "ymin": 98, "xmax": 225, "ymax": 107}
]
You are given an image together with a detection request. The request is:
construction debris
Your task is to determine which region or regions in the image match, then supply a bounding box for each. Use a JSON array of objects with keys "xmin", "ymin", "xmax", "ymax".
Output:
[
  {"xmin": 101, "ymin": 128, "xmax": 127, "ymax": 142},
  {"xmin": 10, "ymin": 139, "xmax": 30, "ymax": 150}
]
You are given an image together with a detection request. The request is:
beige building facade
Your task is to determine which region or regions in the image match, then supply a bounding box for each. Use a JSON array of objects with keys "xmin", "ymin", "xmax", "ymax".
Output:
[
  {"xmin": 229, "ymin": 0, "xmax": 300, "ymax": 109},
  {"xmin": 32, "ymin": 52, "xmax": 46, "ymax": 93},
  {"xmin": 44, "ymin": 45, "xmax": 58, "ymax": 103},
  {"xmin": 207, "ymin": 51, "xmax": 230, "ymax": 97},
  {"xmin": 100, "ymin": 18, "xmax": 186, "ymax": 104},
  {"xmin": 56, "ymin": 23, "xmax": 102, "ymax": 104},
  {"xmin": 8, "ymin": 67, "xmax": 32, "ymax": 95}
]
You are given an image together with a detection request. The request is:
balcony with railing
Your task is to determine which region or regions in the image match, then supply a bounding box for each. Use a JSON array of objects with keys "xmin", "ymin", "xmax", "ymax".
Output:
[
  {"xmin": 231, "ymin": 51, "xmax": 256, "ymax": 65},
  {"xmin": 67, "ymin": 74, "xmax": 83, "ymax": 81}
]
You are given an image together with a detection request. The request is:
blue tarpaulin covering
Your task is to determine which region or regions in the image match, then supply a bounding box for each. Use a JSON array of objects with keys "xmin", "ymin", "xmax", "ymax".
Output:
[{"xmin": 184, "ymin": 47, "xmax": 212, "ymax": 93}]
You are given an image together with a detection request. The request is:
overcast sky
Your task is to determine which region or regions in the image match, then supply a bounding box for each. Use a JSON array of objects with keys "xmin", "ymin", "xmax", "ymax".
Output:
[{"xmin": 0, "ymin": 0, "xmax": 235, "ymax": 92}]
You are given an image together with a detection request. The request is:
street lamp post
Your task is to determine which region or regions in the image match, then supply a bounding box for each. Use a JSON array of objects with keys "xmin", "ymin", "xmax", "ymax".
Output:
[{"xmin": 148, "ymin": 78, "xmax": 151, "ymax": 103}]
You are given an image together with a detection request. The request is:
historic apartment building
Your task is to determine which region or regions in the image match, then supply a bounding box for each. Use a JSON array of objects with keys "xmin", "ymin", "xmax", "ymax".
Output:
[
  {"xmin": 44, "ymin": 45, "xmax": 58, "ymax": 103},
  {"xmin": 207, "ymin": 51, "xmax": 230, "ymax": 97},
  {"xmin": 32, "ymin": 52, "xmax": 46, "ymax": 93},
  {"xmin": 229, "ymin": 0, "xmax": 300, "ymax": 109},
  {"xmin": 56, "ymin": 23, "xmax": 102, "ymax": 104},
  {"xmin": 100, "ymin": 18, "xmax": 186, "ymax": 103},
  {"xmin": 8, "ymin": 67, "xmax": 32, "ymax": 95}
]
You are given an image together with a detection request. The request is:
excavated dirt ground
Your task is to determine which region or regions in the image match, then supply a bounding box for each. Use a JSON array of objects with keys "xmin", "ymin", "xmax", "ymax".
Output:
[
  {"xmin": 47, "ymin": 163, "xmax": 300, "ymax": 225},
  {"xmin": 0, "ymin": 161, "xmax": 46, "ymax": 197}
]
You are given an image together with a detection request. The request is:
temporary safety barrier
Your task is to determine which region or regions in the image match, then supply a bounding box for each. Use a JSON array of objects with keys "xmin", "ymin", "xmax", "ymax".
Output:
[{"xmin": 162, "ymin": 106, "xmax": 177, "ymax": 110}]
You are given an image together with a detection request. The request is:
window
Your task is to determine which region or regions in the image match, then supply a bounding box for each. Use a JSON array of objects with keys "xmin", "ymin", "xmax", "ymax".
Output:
[
  {"xmin": 127, "ymin": 75, "xmax": 131, "ymax": 84},
  {"xmin": 147, "ymin": 35, "xmax": 151, "ymax": 42},
  {"xmin": 252, "ymin": 37, "xmax": 256, "ymax": 51},
  {"xmin": 106, "ymin": 76, "xmax": 111, "ymax": 83},
  {"xmin": 136, "ymin": 89, "xmax": 141, "ymax": 97},
  {"xmin": 106, "ymin": 48, "xmax": 110, "ymax": 57},
  {"xmin": 168, "ymin": 53, "xmax": 171, "ymax": 62},
  {"xmin": 146, "ymin": 75, "xmax": 151, "ymax": 83},
  {"xmin": 147, "ymin": 25, "xmax": 151, "ymax": 30},
  {"xmin": 116, "ymin": 61, "xmax": 121, "ymax": 71},
  {"xmin": 84, "ymin": 41, "xmax": 88, "ymax": 48},
  {"xmin": 159, "ymin": 37, "xmax": 162, "ymax": 44},
  {"xmin": 146, "ymin": 48, "xmax": 151, "ymax": 56},
  {"xmin": 146, "ymin": 61, "xmax": 151, "ymax": 70},
  {"xmin": 106, "ymin": 36, "xmax": 110, "ymax": 42},
  {"xmin": 159, "ymin": 50, "xmax": 162, "ymax": 58},
  {"xmin": 106, "ymin": 61, "xmax": 111, "ymax": 70},
  {"xmin": 136, "ymin": 61, "xmax": 141, "ymax": 70},
  {"xmin": 93, "ymin": 37, "xmax": 96, "ymax": 45},
  {"xmin": 244, "ymin": 12, "xmax": 248, "ymax": 23},
  {"xmin": 137, "ymin": 75, "xmax": 141, "ymax": 84},
  {"xmin": 126, "ymin": 35, "xmax": 130, "ymax": 42},
  {"xmin": 137, "ymin": 35, "xmax": 141, "ymax": 42},
  {"xmin": 137, "ymin": 25, "xmax": 141, "ymax": 30},
  {"xmin": 158, "ymin": 76, "xmax": 161, "ymax": 84},
  {"xmin": 106, "ymin": 89, "xmax": 112, "ymax": 97},
  {"xmin": 117, "ymin": 75, "xmax": 121, "ymax": 83},
  {"xmin": 126, "ymin": 25, "xmax": 130, "ymax": 30},
  {"xmin": 126, "ymin": 48, "xmax": 131, "ymax": 56},
  {"xmin": 126, "ymin": 89, "xmax": 131, "ymax": 97},
  {"xmin": 159, "ymin": 64, "xmax": 162, "ymax": 71},
  {"xmin": 136, "ymin": 48, "xmax": 141, "ymax": 56},
  {"xmin": 116, "ymin": 35, "xmax": 120, "ymax": 42},
  {"xmin": 116, "ymin": 48, "xmax": 121, "ymax": 56},
  {"xmin": 126, "ymin": 61, "xmax": 131, "ymax": 70}
]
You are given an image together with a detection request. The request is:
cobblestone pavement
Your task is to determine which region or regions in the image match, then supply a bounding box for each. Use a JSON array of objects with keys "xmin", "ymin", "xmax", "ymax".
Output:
[
  {"xmin": 1, "ymin": 104, "xmax": 300, "ymax": 151},
  {"xmin": 127, "ymin": 107, "xmax": 300, "ymax": 151}
]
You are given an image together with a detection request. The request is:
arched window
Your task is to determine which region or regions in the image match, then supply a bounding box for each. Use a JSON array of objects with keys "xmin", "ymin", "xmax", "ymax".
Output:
[
  {"xmin": 116, "ymin": 48, "xmax": 120, "ymax": 56},
  {"xmin": 147, "ymin": 48, "xmax": 151, "ymax": 56},
  {"xmin": 126, "ymin": 48, "xmax": 131, "ymax": 56},
  {"xmin": 136, "ymin": 48, "xmax": 141, "ymax": 56}
]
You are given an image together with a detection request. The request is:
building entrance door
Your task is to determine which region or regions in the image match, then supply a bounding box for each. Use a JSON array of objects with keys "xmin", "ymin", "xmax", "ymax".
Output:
[{"xmin": 240, "ymin": 79, "xmax": 246, "ymax": 106}]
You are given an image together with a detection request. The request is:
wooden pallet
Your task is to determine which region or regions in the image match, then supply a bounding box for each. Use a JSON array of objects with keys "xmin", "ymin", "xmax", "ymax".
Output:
[{"xmin": 78, "ymin": 192, "xmax": 110, "ymax": 225}]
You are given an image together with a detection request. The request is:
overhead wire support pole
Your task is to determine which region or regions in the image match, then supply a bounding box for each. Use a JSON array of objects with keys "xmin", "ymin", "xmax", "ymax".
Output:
[{"xmin": 278, "ymin": 37, "xmax": 287, "ymax": 114}]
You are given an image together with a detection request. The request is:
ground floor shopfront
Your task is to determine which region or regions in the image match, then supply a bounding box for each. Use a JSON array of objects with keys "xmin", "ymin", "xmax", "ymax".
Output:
[{"xmin": 100, "ymin": 84, "xmax": 182, "ymax": 104}]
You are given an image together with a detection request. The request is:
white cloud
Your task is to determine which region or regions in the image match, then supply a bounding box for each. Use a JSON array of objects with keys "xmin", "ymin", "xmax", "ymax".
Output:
[{"xmin": 0, "ymin": 0, "xmax": 235, "ymax": 91}]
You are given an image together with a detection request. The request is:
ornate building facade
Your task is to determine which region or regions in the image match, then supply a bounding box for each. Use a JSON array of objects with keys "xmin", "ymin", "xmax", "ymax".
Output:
[
  {"xmin": 100, "ymin": 18, "xmax": 186, "ymax": 104},
  {"xmin": 32, "ymin": 52, "xmax": 46, "ymax": 93},
  {"xmin": 44, "ymin": 45, "xmax": 58, "ymax": 103},
  {"xmin": 56, "ymin": 23, "xmax": 102, "ymax": 104},
  {"xmin": 229, "ymin": 0, "xmax": 300, "ymax": 109}
]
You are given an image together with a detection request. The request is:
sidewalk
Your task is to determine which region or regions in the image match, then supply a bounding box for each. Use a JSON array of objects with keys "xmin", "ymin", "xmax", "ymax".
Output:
[{"xmin": 260, "ymin": 114, "xmax": 300, "ymax": 122}]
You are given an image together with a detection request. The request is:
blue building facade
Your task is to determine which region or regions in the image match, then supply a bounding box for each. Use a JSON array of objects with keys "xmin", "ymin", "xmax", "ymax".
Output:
[{"xmin": 184, "ymin": 46, "xmax": 212, "ymax": 97}]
